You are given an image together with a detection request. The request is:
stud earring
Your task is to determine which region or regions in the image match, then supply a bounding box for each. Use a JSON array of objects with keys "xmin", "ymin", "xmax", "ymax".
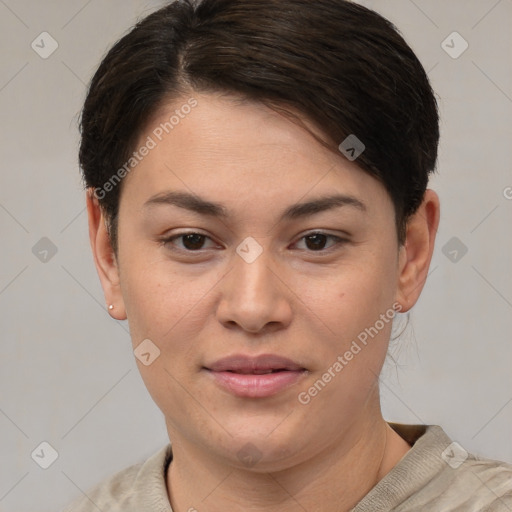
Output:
[{"xmin": 108, "ymin": 304, "xmax": 114, "ymax": 310}]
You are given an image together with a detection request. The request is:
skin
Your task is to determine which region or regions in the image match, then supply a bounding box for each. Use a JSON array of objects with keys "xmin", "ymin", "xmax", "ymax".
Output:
[{"xmin": 87, "ymin": 91, "xmax": 440, "ymax": 512}]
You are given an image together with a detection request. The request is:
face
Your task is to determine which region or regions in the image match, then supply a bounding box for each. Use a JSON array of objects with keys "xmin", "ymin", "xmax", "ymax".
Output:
[{"xmin": 90, "ymin": 91, "xmax": 437, "ymax": 471}]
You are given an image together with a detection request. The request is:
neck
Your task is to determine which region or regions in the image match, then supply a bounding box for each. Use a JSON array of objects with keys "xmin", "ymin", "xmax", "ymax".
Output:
[{"xmin": 165, "ymin": 417, "xmax": 410, "ymax": 512}]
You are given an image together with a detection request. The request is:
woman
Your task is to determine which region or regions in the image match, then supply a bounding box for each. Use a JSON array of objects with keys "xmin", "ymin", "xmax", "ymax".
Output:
[{"xmin": 64, "ymin": 0, "xmax": 512, "ymax": 510}]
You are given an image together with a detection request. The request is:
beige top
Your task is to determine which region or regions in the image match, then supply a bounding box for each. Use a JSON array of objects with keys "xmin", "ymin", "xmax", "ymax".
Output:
[{"xmin": 63, "ymin": 424, "xmax": 512, "ymax": 511}]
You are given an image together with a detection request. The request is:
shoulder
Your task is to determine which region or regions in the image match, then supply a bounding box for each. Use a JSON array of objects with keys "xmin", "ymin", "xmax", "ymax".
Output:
[
  {"xmin": 63, "ymin": 462, "xmax": 141, "ymax": 512},
  {"xmin": 62, "ymin": 444, "xmax": 173, "ymax": 512},
  {"xmin": 399, "ymin": 424, "xmax": 512, "ymax": 511},
  {"xmin": 353, "ymin": 424, "xmax": 512, "ymax": 512},
  {"xmin": 432, "ymin": 454, "xmax": 512, "ymax": 511}
]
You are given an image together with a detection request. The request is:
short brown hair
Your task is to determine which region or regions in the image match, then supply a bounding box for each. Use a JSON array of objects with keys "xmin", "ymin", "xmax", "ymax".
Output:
[{"xmin": 79, "ymin": 0, "xmax": 440, "ymax": 255}]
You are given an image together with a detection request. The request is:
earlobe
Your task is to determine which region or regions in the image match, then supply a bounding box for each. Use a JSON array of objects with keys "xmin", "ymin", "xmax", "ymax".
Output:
[
  {"xmin": 395, "ymin": 189, "xmax": 440, "ymax": 312},
  {"xmin": 86, "ymin": 188, "xmax": 127, "ymax": 320}
]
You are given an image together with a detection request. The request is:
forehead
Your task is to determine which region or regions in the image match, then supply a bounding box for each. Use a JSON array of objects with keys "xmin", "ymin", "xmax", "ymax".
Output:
[{"xmin": 119, "ymin": 92, "xmax": 392, "ymax": 221}]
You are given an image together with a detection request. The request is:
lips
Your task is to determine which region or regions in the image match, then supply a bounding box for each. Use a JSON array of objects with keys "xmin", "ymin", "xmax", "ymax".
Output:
[
  {"xmin": 205, "ymin": 354, "xmax": 306, "ymax": 373},
  {"xmin": 204, "ymin": 354, "xmax": 308, "ymax": 398}
]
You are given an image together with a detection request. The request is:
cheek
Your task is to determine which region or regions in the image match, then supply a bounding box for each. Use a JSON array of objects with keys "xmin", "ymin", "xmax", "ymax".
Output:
[
  {"xmin": 294, "ymin": 260, "xmax": 397, "ymax": 415},
  {"xmin": 120, "ymin": 247, "xmax": 203, "ymax": 340},
  {"xmin": 122, "ymin": 261, "xmax": 204, "ymax": 413},
  {"xmin": 295, "ymin": 255, "xmax": 399, "ymax": 400},
  {"xmin": 301, "ymin": 253, "xmax": 397, "ymax": 333}
]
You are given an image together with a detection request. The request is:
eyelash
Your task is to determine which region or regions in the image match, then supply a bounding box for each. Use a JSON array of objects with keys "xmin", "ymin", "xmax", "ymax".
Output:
[{"xmin": 159, "ymin": 231, "xmax": 348, "ymax": 255}]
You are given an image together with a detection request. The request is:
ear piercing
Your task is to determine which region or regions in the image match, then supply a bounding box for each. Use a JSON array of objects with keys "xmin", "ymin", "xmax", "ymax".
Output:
[{"xmin": 108, "ymin": 304, "xmax": 114, "ymax": 310}]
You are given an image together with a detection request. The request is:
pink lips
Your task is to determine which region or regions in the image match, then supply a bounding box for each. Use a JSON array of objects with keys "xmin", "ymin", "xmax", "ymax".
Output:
[{"xmin": 204, "ymin": 354, "xmax": 308, "ymax": 398}]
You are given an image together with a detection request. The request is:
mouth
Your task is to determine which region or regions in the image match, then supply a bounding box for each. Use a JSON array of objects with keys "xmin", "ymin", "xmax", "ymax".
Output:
[
  {"xmin": 204, "ymin": 354, "xmax": 308, "ymax": 398},
  {"xmin": 223, "ymin": 368, "xmax": 290, "ymax": 374}
]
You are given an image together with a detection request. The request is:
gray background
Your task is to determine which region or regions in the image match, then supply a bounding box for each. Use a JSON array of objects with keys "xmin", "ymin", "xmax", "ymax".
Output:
[{"xmin": 0, "ymin": 1, "xmax": 511, "ymax": 511}]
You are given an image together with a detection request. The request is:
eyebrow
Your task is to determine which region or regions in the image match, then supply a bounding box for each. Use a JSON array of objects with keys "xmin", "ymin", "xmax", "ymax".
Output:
[{"xmin": 142, "ymin": 190, "xmax": 366, "ymax": 221}]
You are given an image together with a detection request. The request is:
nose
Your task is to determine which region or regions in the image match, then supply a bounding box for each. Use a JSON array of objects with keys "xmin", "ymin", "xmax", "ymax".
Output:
[{"xmin": 215, "ymin": 241, "xmax": 293, "ymax": 334}]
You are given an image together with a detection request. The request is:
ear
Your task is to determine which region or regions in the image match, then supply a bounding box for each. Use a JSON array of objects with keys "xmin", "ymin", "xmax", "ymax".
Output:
[
  {"xmin": 86, "ymin": 188, "xmax": 127, "ymax": 320},
  {"xmin": 396, "ymin": 189, "xmax": 440, "ymax": 312}
]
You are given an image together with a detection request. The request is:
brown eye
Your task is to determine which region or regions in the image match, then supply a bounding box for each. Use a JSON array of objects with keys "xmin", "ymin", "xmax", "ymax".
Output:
[
  {"xmin": 180, "ymin": 233, "xmax": 207, "ymax": 250},
  {"xmin": 304, "ymin": 233, "xmax": 329, "ymax": 251},
  {"xmin": 161, "ymin": 232, "xmax": 215, "ymax": 252},
  {"xmin": 294, "ymin": 232, "xmax": 346, "ymax": 252},
  {"xmin": 161, "ymin": 231, "xmax": 346, "ymax": 255}
]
